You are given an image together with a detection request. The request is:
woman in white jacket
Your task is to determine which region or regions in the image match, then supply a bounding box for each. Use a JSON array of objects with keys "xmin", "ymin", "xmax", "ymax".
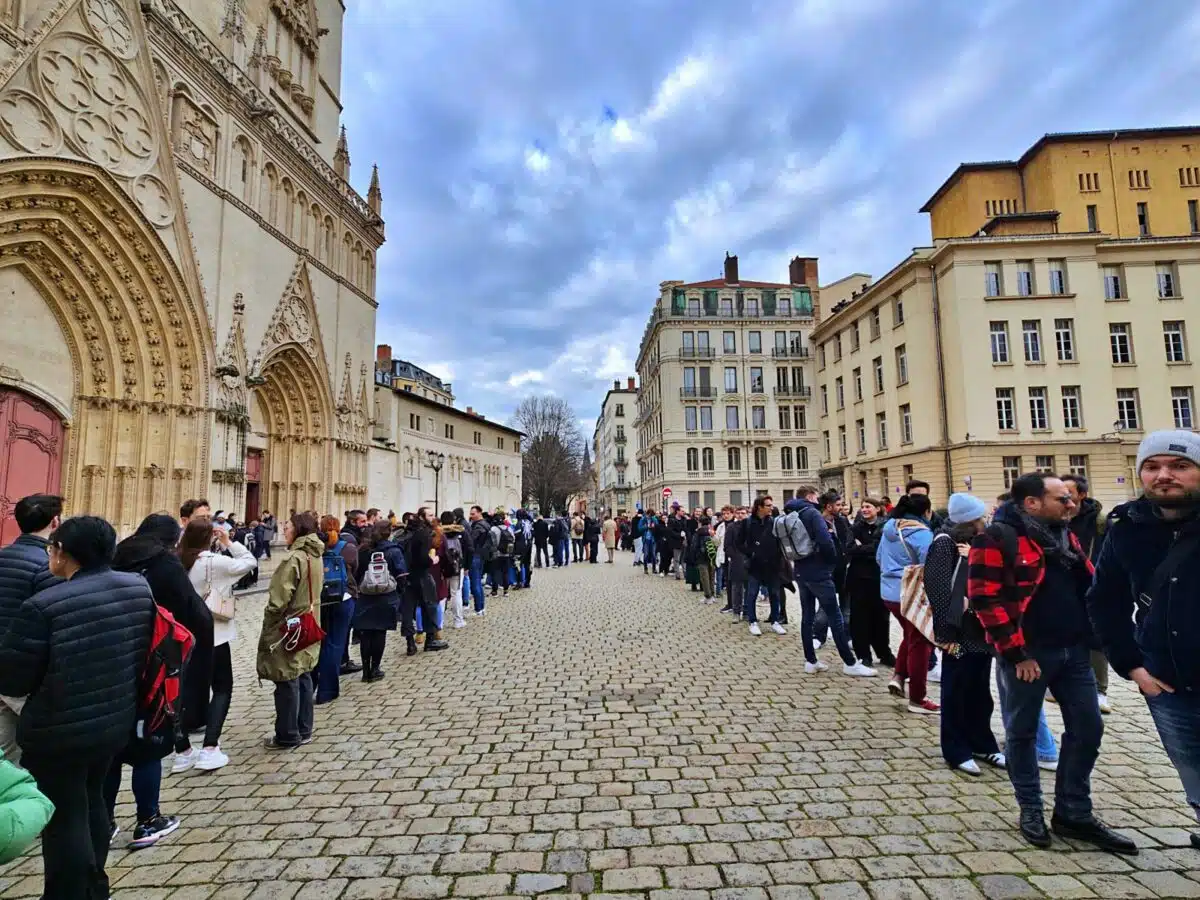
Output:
[{"xmin": 180, "ymin": 520, "xmax": 257, "ymax": 771}]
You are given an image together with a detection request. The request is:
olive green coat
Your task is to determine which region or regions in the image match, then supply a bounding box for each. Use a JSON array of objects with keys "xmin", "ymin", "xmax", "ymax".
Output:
[{"xmin": 256, "ymin": 533, "xmax": 325, "ymax": 682}]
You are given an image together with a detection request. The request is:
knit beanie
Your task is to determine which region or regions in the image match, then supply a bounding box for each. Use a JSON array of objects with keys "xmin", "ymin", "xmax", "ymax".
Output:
[
  {"xmin": 946, "ymin": 492, "xmax": 988, "ymax": 524},
  {"xmin": 1135, "ymin": 429, "xmax": 1200, "ymax": 473}
]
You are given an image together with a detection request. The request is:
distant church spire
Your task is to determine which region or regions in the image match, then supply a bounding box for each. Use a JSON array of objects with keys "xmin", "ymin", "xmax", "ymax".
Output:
[
  {"xmin": 367, "ymin": 164, "xmax": 382, "ymax": 215},
  {"xmin": 334, "ymin": 125, "xmax": 350, "ymax": 180}
]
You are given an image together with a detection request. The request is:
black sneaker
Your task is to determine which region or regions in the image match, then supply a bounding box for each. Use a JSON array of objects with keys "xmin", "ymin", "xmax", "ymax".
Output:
[
  {"xmin": 339, "ymin": 661, "xmax": 363, "ymax": 675},
  {"xmin": 406, "ymin": 638, "xmax": 419, "ymax": 656},
  {"xmin": 1019, "ymin": 809, "xmax": 1051, "ymax": 848},
  {"xmin": 1051, "ymin": 814, "xmax": 1138, "ymax": 855},
  {"xmin": 263, "ymin": 737, "xmax": 299, "ymax": 750},
  {"xmin": 129, "ymin": 815, "xmax": 180, "ymax": 849},
  {"xmin": 425, "ymin": 639, "xmax": 449, "ymax": 651}
]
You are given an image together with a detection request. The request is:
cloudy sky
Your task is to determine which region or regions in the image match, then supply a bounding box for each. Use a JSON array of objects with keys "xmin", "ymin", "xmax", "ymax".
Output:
[{"xmin": 341, "ymin": 0, "xmax": 1200, "ymax": 433}]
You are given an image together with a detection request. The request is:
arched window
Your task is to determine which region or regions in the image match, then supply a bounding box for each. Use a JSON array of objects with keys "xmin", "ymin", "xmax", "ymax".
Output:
[
  {"xmin": 324, "ymin": 217, "xmax": 335, "ymax": 262},
  {"xmin": 235, "ymin": 137, "xmax": 254, "ymax": 203},
  {"xmin": 262, "ymin": 164, "xmax": 279, "ymax": 224},
  {"xmin": 797, "ymin": 446, "xmax": 809, "ymax": 470},
  {"xmin": 685, "ymin": 447, "xmax": 698, "ymax": 472},
  {"xmin": 280, "ymin": 179, "xmax": 294, "ymax": 237},
  {"xmin": 310, "ymin": 205, "xmax": 321, "ymax": 256}
]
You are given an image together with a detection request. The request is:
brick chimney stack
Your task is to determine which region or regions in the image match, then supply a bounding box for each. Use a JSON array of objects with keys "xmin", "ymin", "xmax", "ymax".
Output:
[
  {"xmin": 724, "ymin": 252, "xmax": 739, "ymax": 284},
  {"xmin": 466, "ymin": 406, "xmax": 473, "ymax": 414},
  {"xmin": 376, "ymin": 344, "xmax": 392, "ymax": 362},
  {"xmin": 627, "ymin": 377, "xmax": 636, "ymax": 390},
  {"xmin": 613, "ymin": 379, "xmax": 620, "ymax": 390},
  {"xmin": 788, "ymin": 256, "xmax": 819, "ymax": 286}
]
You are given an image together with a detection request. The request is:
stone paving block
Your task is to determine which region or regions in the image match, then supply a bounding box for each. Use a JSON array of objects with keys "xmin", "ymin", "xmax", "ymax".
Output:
[
  {"xmin": 1027, "ymin": 874, "xmax": 1096, "ymax": 898},
  {"xmin": 974, "ymin": 875, "xmax": 1042, "ymax": 900},
  {"xmin": 603, "ymin": 865, "xmax": 666, "ymax": 890}
]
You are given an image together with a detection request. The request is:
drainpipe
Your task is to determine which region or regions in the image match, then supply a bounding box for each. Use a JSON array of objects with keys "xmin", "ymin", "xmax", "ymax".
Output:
[{"xmin": 929, "ymin": 262, "xmax": 953, "ymax": 496}]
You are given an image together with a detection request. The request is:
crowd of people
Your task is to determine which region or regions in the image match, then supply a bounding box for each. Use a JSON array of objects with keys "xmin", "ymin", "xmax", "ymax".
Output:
[{"xmin": 0, "ymin": 427, "xmax": 1195, "ymax": 896}]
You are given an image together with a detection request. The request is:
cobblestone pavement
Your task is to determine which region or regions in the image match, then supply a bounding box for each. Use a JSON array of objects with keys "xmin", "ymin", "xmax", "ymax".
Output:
[{"xmin": 3, "ymin": 553, "xmax": 1199, "ymax": 900}]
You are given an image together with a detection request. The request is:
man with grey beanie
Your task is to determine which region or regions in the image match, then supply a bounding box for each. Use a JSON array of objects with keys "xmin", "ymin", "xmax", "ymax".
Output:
[{"xmin": 1088, "ymin": 429, "xmax": 1200, "ymax": 849}]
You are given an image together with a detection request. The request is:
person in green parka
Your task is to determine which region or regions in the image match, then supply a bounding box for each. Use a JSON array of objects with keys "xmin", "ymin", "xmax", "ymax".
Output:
[
  {"xmin": 257, "ymin": 511, "xmax": 326, "ymax": 750},
  {"xmin": 0, "ymin": 749, "xmax": 53, "ymax": 864}
]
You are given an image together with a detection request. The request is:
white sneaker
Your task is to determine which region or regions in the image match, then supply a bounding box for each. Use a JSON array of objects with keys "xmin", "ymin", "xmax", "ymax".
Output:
[
  {"xmin": 171, "ymin": 749, "xmax": 196, "ymax": 774},
  {"xmin": 748, "ymin": 622, "xmax": 762, "ymax": 636},
  {"xmin": 193, "ymin": 747, "xmax": 229, "ymax": 771},
  {"xmin": 956, "ymin": 760, "xmax": 982, "ymax": 776},
  {"xmin": 977, "ymin": 752, "xmax": 1007, "ymax": 769},
  {"xmin": 843, "ymin": 662, "xmax": 877, "ymax": 678},
  {"xmin": 1037, "ymin": 759, "xmax": 1059, "ymax": 772},
  {"xmin": 804, "ymin": 661, "xmax": 828, "ymax": 674},
  {"xmin": 454, "ymin": 617, "xmax": 467, "ymax": 629},
  {"xmin": 474, "ymin": 609, "xmax": 486, "ymax": 618},
  {"xmin": 659, "ymin": 572, "xmax": 665, "ymax": 578},
  {"xmin": 1097, "ymin": 693, "xmax": 1111, "ymax": 714},
  {"xmin": 812, "ymin": 638, "xmax": 823, "ymax": 651},
  {"xmin": 771, "ymin": 622, "xmax": 787, "ymax": 635}
]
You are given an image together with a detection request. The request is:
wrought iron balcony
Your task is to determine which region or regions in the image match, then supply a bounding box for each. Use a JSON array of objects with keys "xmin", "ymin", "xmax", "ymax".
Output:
[
  {"xmin": 774, "ymin": 386, "xmax": 813, "ymax": 398},
  {"xmin": 771, "ymin": 346, "xmax": 811, "ymax": 358},
  {"xmin": 679, "ymin": 387, "xmax": 719, "ymax": 400},
  {"xmin": 679, "ymin": 347, "xmax": 716, "ymax": 359}
]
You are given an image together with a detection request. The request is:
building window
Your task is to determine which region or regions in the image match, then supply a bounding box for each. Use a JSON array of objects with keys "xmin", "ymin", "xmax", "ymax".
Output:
[
  {"xmin": 1048, "ymin": 259, "xmax": 1067, "ymax": 295},
  {"xmin": 798, "ymin": 446, "xmax": 809, "ymax": 470},
  {"xmin": 879, "ymin": 467, "xmax": 889, "ymax": 497},
  {"xmin": 1164, "ymin": 321, "xmax": 1188, "ymax": 363},
  {"xmin": 748, "ymin": 331, "xmax": 762, "ymax": 354},
  {"xmin": 833, "ymin": 333, "xmax": 843, "ymax": 361},
  {"xmin": 1002, "ymin": 456, "xmax": 1021, "ymax": 489},
  {"xmin": 719, "ymin": 296, "xmax": 733, "ymax": 316},
  {"xmin": 850, "ymin": 322, "xmax": 861, "ymax": 351},
  {"xmin": 686, "ymin": 490, "xmax": 700, "ymax": 509},
  {"xmin": 835, "ymin": 376, "xmax": 845, "ymax": 410},
  {"xmin": 1029, "ymin": 387, "xmax": 1049, "ymax": 431},
  {"xmin": 686, "ymin": 447, "xmax": 699, "ymax": 472},
  {"xmin": 444, "ymin": 423, "xmax": 454, "ymax": 440},
  {"xmin": 474, "ymin": 431, "xmax": 482, "ymax": 445},
  {"xmin": 877, "ymin": 412, "xmax": 888, "ymax": 449},
  {"xmin": 1116, "ymin": 388, "xmax": 1140, "ymax": 430},
  {"xmin": 745, "ymin": 297, "xmax": 760, "ymax": 316},
  {"xmin": 409, "ymin": 413, "xmax": 420, "ymax": 430},
  {"xmin": 702, "ymin": 447, "xmax": 715, "ymax": 472},
  {"xmin": 615, "ymin": 404, "xmax": 625, "ymax": 417},
  {"xmin": 754, "ymin": 447, "xmax": 768, "ymax": 471},
  {"xmin": 778, "ymin": 406, "xmax": 791, "ymax": 430},
  {"xmin": 1190, "ymin": 199, "xmax": 1199, "ymax": 234},
  {"xmin": 818, "ymin": 344, "xmax": 827, "ymax": 369},
  {"xmin": 893, "ymin": 295, "xmax": 905, "ymax": 326},
  {"xmin": 1109, "ymin": 323, "xmax": 1133, "ymax": 364},
  {"xmin": 729, "ymin": 489, "xmax": 742, "ymax": 506},
  {"xmin": 1137, "ymin": 202, "xmax": 1151, "ymax": 236},
  {"xmin": 723, "ymin": 331, "xmax": 736, "ymax": 353},
  {"xmin": 870, "ymin": 309, "xmax": 881, "ymax": 340},
  {"xmin": 781, "ymin": 446, "xmax": 793, "ymax": 472},
  {"xmin": 1129, "ymin": 168, "xmax": 1150, "ymax": 189},
  {"xmin": 1157, "ymin": 262, "xmax": 1179, "ymax": 299},
  {"xmin": 1172, "ymin": 387, "xmax": 1195, "ymax": 429},
  {"xmin": 984, "ymin": 261, "xmax": 1003, "ymax": 297},
  {"xmin": 1061, "ymin": 386, "xmax": 1083, "ymax": 429},
  {"xmin": 900, "ymin": 404, "xmax": 913, "ymax": 444},
  {"xmin": 996, "ymin": 388, "xmax": 1016, "ymax": 431},
  {"xmin": 727, "ymin": 447, "xmax": 741, "ymax": 471},
  {"xmin": 681, "ymin": 331, "xmax": 695, "ymax": 354},
  {"xmin": 724, "ymin": 367, "xmax": 738, "ymax": 393},
  {"xmin": 820, "ymin": 385, "xmax": 828, "ymax": 416},
  {"xmin": 1078, "ymin": 172, "xmax": 1101, "ymax": 192},
  {"xmin": 1086, "ymin": 204, "xmax": 1099, "ymax": 233},
  {"xmin": 1184, "ymin": 167, "xmax": 1200, "ymax": 187},
  {"xmin": 1022, "ymin": 320, "xmax": 1043, "ymax": 363},
  {"xmin": 823, "ymin": 431, "xmax": 831, "ymax": 462},
  {"xmin": 873, "ymin": 356, "xmax": 884, "ymax": 393},
  {"xmin": 795, "ymin": 405, "xmax": 807, "ymax": 431},
  {"xmin": 990, "ymin": 321, "xmax": 1010, "ymax": 364},
  {"xmin": 749, "ymin": 367, "xmax": 764, "ymax": 393},
  {"xmin": 497, "ymin": 436, "xmax": 505, "ymax": 450},
  {"xmin": 852, "ymin": 367, "xmax": 863, "ymax": 402},
  {"xmin": 1068, "ymin": 455, "xmax": 1088, "ymax": 476},
  {"xmin": 895, "ymin": 345, "xmax": 908, "ymax": 385},
  {"xmin": 1016, "ymin": 260, "xmax": 1035, "ymax": 296},
  {"xmin": 1102, "ymin": 265, "xmax": 1124, "ymax": 300},
  {"xmin": 725, "ymin": 406, "xmax": 740, "ymax": 430},
  {"xmin": 1035, "ymin": 455, "xmax": 1056, "ymax": 474},
  {"xmin": 837, "ymin": 426, "xmax": 847, "ymax": 458},
  {"xmin": 751, "ymin": 405, "xmax": 766, "ymax": 430},
  {"xmin": 700, "ymin": 406, "xmax": 713, "ymax": 432},
  {"xmin": 1054, "ymin": 319, "xmax": 1075, "ymax": 361},
  {"xmin": 685, "ymin": 407, "xmax": 698, "ymax": 432},
  {"xmin": 856, "ymin": 418, "xmax": 866, "ymax": 454}
]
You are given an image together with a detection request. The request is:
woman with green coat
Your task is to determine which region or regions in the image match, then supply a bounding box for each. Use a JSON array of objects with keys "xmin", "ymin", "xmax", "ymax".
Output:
[
  {"xmin": 257, "ymin": 512, "xmax": 325, "ymax": 749},
  {"xmin": 0, "ymin": 748, "xmax": 53, "ymax": 864}
]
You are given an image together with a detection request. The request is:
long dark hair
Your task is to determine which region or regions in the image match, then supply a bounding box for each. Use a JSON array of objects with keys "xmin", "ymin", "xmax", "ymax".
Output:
[
  {"xmin": 892, "ymin": 493, "xmax": 932, "ymax": 520},
  {"xmin": 179, "ymin": 520, "xmax": 214, "ymax": 571},
  {"xmin": 289, "ymin": 511, "xmax": 319, "ymax": 542},
  {"xmin": 360, "ymin": 521, "xmax": 392, "ymax": 553}
]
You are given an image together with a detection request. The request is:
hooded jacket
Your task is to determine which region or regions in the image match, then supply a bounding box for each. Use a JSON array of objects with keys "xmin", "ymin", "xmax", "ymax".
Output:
[
  {"xmin": 256, "ymin": 532, "xmax": 325, "ymax": 682},
  {"xmin": 782, "ymin": 498, "xmax": 838, "ymax": 577},
  {"xmin": 1068, "ymin": 496, "xmax": 1104, "ymax": 564},
  {"xmin": 876, "ymin": 515, "xmax": 934, "ymax": 604}
]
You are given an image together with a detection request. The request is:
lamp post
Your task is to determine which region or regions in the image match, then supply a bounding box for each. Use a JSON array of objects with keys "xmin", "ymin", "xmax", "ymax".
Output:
[{"xmin": 426, "ymin": 450, "xmax": 445, "ymax": 512}]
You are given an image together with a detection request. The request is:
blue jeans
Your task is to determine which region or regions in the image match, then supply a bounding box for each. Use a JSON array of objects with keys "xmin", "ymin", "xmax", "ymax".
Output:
[
  {"xmin": 559, "ymin": 538, "xmax": 570, "ymax": 565},
  {"xmin": 469, "ymin": 557, "xmax": 486, "ymax": 611},
  {"xmin": 715, "ymin": 564, "xmax": 726, "ymax": 594},
  {"xmin": 997, "ymin": 644, "xmax": 1101, "ymax": 818},
  {"xmin": 461, "ymin": 566, "xmax": 471, "ymax": 607},
  {"xmin": 104, "ymin": 756, "xmax": 162, "ymax": 822},
  {"xmin": 315, "ymin": 598, "xmax": 355, "ymax": 701},
  {"xmin": 797, "ymin": 573, "xmax": 856, "ymax": 665},
  {"xmin": 744, "ymin": 575, "xmax": 781, "ymax": 624},
  {"xmin": 1146, "ymin": 691, "xmax": 1200, "ymax": 825},
  {"xmin": 642, "ymin": 536, "xmax": 655, "ymax": 571},
  {"xmin": 1037, "ymin": 708, "xmax": 1059, "ymax": 762}
]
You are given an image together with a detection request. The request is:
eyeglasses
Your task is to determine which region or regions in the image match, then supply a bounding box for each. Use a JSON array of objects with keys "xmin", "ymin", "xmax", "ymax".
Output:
[{"xmin": 1051, "ymin": 494, "xmax": 1075, "ymax": 504}]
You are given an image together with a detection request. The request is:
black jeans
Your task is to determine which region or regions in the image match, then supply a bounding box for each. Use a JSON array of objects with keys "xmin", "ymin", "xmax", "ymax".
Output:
[
  {"xmin": 572, "ymin": 538, "xmax": 584, "ymax": 561},
  {"xmin": 273, "ymin": 672, "xmax": 314, "ymax": 746},
  {"xmin": 401, "ymin": 579, "xmax": 439, "ymax": 637},
  {"xmin": 940, "ymin": 651, "xmax": 1000, "ymax": 766},
  {"xmin": 535, "ymin": 542, "xmax": 549, "ymax": 567},
  {"xmin": 489, "ymin": 559, "xmax": 509, "ymax": 595},
  {"xmin": 25, "ymin": 752, "xmax": 114, "ymax": 899},
  {"xmin": 204, "ymin": 642, "xmax": 234, "ymax": 747},
  {"xmin": 360, "ymin": 629, "xmax": 387, "ymax": 673},
  {"xmin": 848, "ymin": 579, "xmax": 893, "ymax": 665}
]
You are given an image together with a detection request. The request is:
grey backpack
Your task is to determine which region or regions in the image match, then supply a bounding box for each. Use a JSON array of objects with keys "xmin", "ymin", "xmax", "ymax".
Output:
[
  {"xmin": 773, "ymin": 511, "xmax": 815, "ymax": 562},
  {"xmin": 359, "ymin": 551, "xmax": 397, "ymax": 595}
]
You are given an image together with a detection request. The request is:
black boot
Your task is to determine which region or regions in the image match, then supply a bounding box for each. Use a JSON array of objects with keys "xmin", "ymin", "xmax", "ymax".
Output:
[
  {"xmin": 425, "ymin": 637, "xmax": 449, "ymax": 651},
  {"xmin": 406, "ymin": 637, "xmax": 418, "ymax": 656},
  {"xmin": 1019, "ymin": 809, "xmax": 1051, "ymax": 848},
  {"xmin": 1051, "ymin": 813, "xmax": 1138, "ymax": 855}
]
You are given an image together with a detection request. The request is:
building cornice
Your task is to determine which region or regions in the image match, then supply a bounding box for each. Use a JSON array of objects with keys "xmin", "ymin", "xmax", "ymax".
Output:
[{"xmin": 374, "ymin": 384, "xmax": 525, "ymax": 438}]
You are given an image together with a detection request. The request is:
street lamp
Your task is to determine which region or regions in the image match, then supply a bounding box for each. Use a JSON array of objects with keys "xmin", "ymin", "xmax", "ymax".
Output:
[{"xmin": 425, "ymin": 450, "xmax": 445, "ymax": 512}]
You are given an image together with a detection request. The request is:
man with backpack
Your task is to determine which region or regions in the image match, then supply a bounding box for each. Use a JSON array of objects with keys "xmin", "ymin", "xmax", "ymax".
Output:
[
  {"xmin": 532, "ymin": 514, "xmax": 550, "ymax": 568},
  {"xmin": 0, "ymin": 515, "xmax": 156, "ymax": 899},
  {"xmin": 968, "ymin": 473, "xmax": 1134, "ymax": 854},
  {"xmin": 439, "ymin": 512, "xmax": 468, "ymax": 628},
  {"xmin": 0, "ymin": 493, "xmax": 62, "ymax": 764},
  {"xmin": 1088, "ymin": 430, "xmax": 1200, "ymax": 849},
  {"xmin": 467, "ymin": 506, "xmax": 492, "ymax": 614},
  {"xmin": 491, "ymin": 518, "xmax": 514, "ymax": 595}
]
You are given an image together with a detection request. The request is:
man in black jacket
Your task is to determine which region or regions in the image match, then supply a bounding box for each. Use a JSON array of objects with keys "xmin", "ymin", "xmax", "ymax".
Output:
[
  {"xmin": 467, "ymin": 506, "xmax": 493, "ymax": 614},
  {"xmin": 532, "ymin": 514, "xmax": 550, "ymax": 568},
  {"xmin": 0, "ymin": 493, "xmax": 62, "ymax": 763},
  {"xmin": 1062, "ymin": 473, "xmax": 1112, "ymax": 712},
  {"xmin": 0, "ymin": 515, "xmax": 155, "ymax": 899}
]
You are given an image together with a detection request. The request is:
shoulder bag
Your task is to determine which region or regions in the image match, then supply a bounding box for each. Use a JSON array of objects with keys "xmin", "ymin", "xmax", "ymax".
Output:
[{"xmin": 203, "ymin": 556, "xmax": 237, "ymax": 623}]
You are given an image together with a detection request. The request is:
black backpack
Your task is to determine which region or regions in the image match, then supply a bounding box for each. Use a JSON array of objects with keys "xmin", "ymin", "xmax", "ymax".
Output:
[{"xmin": 498, "ymin": 528, "xmax": 515, "ymax": 556}]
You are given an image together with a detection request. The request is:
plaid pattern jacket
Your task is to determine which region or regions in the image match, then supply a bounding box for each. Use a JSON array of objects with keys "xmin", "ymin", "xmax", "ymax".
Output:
[{"xmin": 967, "ymin": 521, "xmax": 1094, "ymax": 663}]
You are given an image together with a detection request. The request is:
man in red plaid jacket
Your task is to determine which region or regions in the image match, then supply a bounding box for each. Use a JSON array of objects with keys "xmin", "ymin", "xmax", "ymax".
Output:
[{"xmin": 968, "ymin": 472, "xmax": 1136, "ymax": 855}]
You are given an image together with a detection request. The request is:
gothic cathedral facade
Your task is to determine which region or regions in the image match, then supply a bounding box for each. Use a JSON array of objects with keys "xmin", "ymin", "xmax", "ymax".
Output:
[{"xmin": 0, "ymin": 0, "xmax": 383, "ymax": 534}]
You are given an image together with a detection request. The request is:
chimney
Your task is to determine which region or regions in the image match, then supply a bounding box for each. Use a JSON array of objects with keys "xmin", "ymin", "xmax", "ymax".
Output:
[
  {"xmin": 614, "ymin": 379, "xmax": 620, "ymax": 390},
  {"xmin": 788, "ymin": 256, "xmax": 819, "ymax": 286},
  {"xmin": 627, "ymin": 377, "xmax": 636, "ymax": 390},
  {"xmin": 724, "ymin": 252, "xmax": 739, "ymax": 284},
  {"xmin": 376, "ymin": 344, "xmax": 392, "ymax": 362},
  {"xmin": 466, "ymin": 406, "xmax": 473, "ymax": 414}
]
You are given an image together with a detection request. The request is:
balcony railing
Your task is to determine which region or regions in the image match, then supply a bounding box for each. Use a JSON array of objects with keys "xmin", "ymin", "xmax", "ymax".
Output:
[
  {"xmin": 679, "ymin": 347, "xmax": 716, "ymax": 359},
  {"xmin": 771, "ymin": 346, "xmax": 812, "ymax": 359},
  {"xmin": 614, "ymin": 434, "xmax": 627, "ymax": 444},
  {"xmin": 654, "ymin": 306, "xmax": 815, "ymax": 322},
  {"xmin": 679, "ymin": 387, "xmax": 719, "ymax": 399},
  {"xmin": 614, "ymin": 459, "xmax": 628, "ymax": 467},
  {"xmin": 774, "ymin": 386, "xmax": 813, "ymax": 398},
  {"xmin": 748, "ymin": 382, "xmax": 767, "ymax": 396}
]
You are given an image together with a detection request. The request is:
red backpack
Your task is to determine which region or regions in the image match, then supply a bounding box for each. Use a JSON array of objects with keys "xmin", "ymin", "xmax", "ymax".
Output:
[{"xmin": 126, "ymin": 604, "xmax": 194, "ymax": 763}]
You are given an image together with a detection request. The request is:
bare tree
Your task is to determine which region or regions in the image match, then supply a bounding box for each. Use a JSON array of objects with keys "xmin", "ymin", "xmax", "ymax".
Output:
[{"xmin": 511, "ymin": 395, "xmax": 586, "ymax": 513}]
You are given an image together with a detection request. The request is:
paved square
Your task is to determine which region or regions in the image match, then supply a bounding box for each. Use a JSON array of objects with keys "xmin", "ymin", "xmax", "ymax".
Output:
[{"xmin": 2, "ymin": 556, "xmax": 1198, "ymax": 899}]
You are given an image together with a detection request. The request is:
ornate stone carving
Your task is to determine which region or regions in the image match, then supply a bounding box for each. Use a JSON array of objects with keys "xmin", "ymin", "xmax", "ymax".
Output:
[
  {"xmin": 84, "ymin": 0, "xmax": 137, "ymax": 59},
  {"xmin": 0, "ymin": 90, "xmax": 63, "ymax": 154},
  {"xmin": 219, "ymin": 0, "xmax": 247, "ymax": 43},
  {"xmin": 132, "ymin": 173, "xmax": 174, "ymax": 226},
  {"xmin": 249, "ymin": 258, "xmax": 323, "ymax": 376}
]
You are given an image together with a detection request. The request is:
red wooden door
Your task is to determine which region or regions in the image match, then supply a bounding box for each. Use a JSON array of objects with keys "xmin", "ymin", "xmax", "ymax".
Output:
[{"xmin": 0, "ymin": 391, "xmax": 64, "ymax": 546}]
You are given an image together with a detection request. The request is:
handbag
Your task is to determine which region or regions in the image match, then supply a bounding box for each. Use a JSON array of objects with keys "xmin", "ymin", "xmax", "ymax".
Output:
[
  {"xmin": 203, "ymin": 556, "xmax": 236, "ymax": 623},
  {"xmin": 897, "ymin": 528, "xmax": 943, "ymax": 649},
  {"xmin": 273, "ymin": 559, "xmax": 325, "ymax": 653}
]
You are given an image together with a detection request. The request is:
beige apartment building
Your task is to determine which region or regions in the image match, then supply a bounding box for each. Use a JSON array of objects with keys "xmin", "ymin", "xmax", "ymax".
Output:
[
  {"xmin": 370, "ymin": 346, "xmax": 523, "ymax": 514},
  {"xmin": 595, "ymin": 378, "xmax": 639, "ymax": 516},
  {"xmin": 635, "ymin": 254, "xmax": 823, "ymax": 512},
  {"xmin": 812, "ymin": 127, "xmax": 1200, "ymax": 511}
]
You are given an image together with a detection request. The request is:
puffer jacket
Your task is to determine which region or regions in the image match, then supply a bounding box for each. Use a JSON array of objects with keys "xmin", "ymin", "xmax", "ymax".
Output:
[
  {"xmin": 0, "ymin": 567, "xmax": 154, "ymax": 757},
  {"xmin": 0, "ymin": 535, "xmax": 60, "ymax": 636},
  {"xmin": 738, "ymin": 514, "xmax": 784, "ymax": 583},
  {"xmin": 876, "ymin": 516, "xmax": 933, "ymax": 604},
  {"xmin": 256, "ymin": 534, "xmax": 325, "ymax": 682}
]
